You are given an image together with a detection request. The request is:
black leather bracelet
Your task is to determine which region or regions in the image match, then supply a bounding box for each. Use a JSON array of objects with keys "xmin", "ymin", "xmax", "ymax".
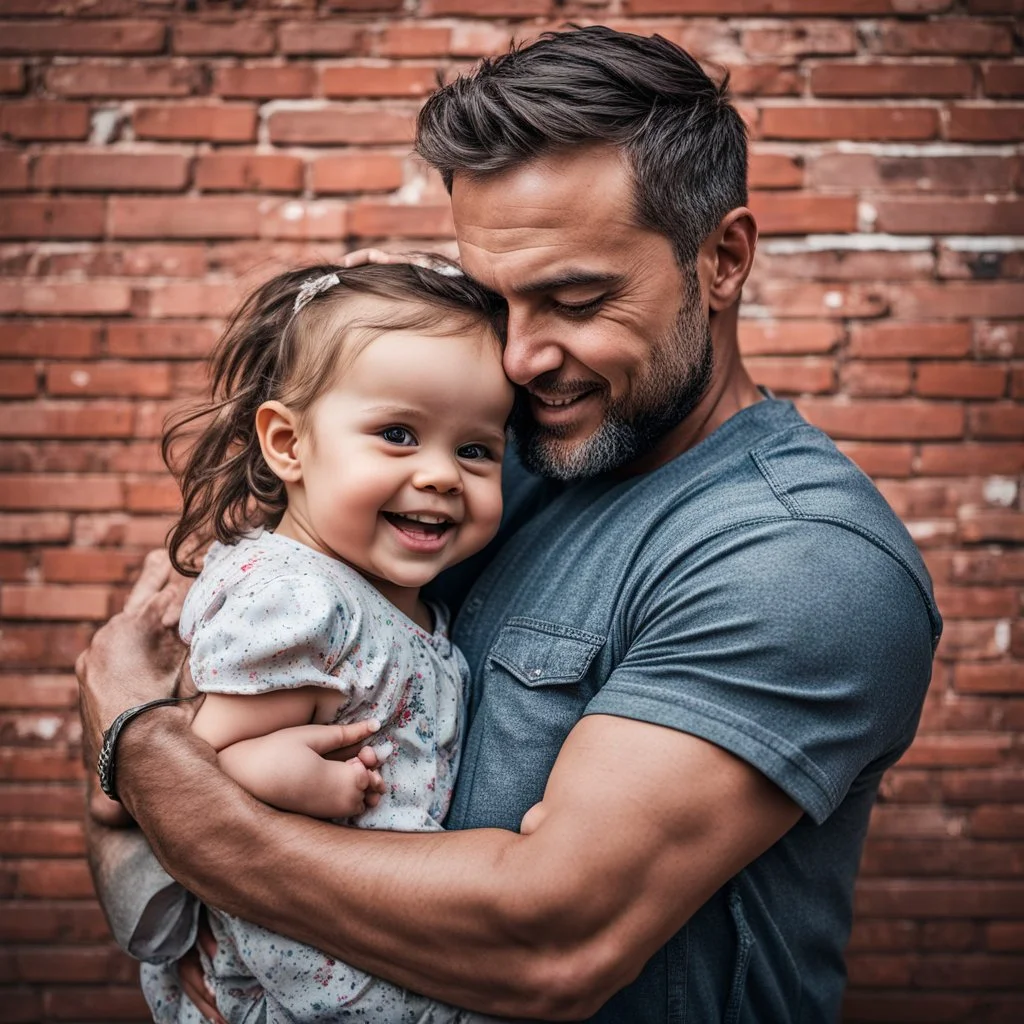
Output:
[{"xmin": 96, "ymin": 695, "xmax": 196, "ymax": 802}]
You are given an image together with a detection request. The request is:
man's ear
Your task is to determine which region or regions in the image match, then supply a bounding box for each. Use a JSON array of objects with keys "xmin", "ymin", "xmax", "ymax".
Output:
[
  {"xmin": 256, "ymin": 401, "xmax": 303, "ymax": 483},
  {"xmin": 707, "ymin": 207, "xmax": 757, "ymax": 314}
]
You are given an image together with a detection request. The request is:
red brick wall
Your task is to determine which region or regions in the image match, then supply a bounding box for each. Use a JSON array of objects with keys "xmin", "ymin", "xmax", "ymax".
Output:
[{"xmin": 0, "ymin": 1, "xmax": 1021, "ymax": 1021}]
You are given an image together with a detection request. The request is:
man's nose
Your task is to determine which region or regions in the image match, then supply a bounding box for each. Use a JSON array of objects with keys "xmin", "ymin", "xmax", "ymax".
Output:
[
  {"xmin": 412, "ymin": 452, "xmax": 462, "ymax": 495},
  {"xmin": 502, "ymin": 309, "xmax": 565, "ymax": 386}
]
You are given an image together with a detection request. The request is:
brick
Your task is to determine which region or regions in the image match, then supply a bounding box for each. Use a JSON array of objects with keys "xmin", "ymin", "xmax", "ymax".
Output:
[
  {"xmin": 761, "ymin": 105, "xmax": 938, "ymax": 141},
  {"xmin": 349, "ymin": 202, "xmax": 454, "ymax": 238},
  {"xmin": 0, "ymin": 102, "xmax": 90, "ymax": 141},
  {"xmin": 124, "ymin": 477, "xmax": 179, "ymax": 513},
  {"xmin": 377, "ymin": 25, "xmax": 451, "ymax": 58},
  {"xmin": 969, "ymin": 404, "xmax": 1024, "ymax": 439},
  {"xmin": 312, "ymin": 153, "xmax": 404, "ymax": 194},
  {"xmin": 0, "ymin": 513, "xmax": 72, "ymax": 544},
  {"xmin": 134, "ymin": 104, "xmax": 257, "ymax": 143},
  {"xmin": 989, "ymin": 923, "xmax": 1024, "ymax": 951},
  {"xmin": 937, "ymin": 246, "xmax": 1024, "ymax": 282},
  {"xmin": 892, "ymin": 284, "xmax": 1024, "ymax": 321},
  {"xmin": 738, "ymin": 320, "xmax": 842, "ymax": 355},
  {"xmin": 918, "ymin": 442, "xmax": 1024, "ymax": 476},
  {"xmin": 933, "ymin": 586, "xmax": 1019, "ymax": 618},
  {"xmin": 849, "ymin": 322, "xmax": 971, "ymax": 359},
  {"xmin": 741, "ymin": 21, "xmax": 857, "ymax": 58},
  {"xmin": 809, "ymin": 153, "xmax": 1018, "ymax": 193},
  {"xmin": 983, "ymin": 63, "xmax": 1024, "ymax": 97},
  {"xmin": 45, "ymin": 61, "xmax": 198, "ymax": 98},
  {"xmin": 43, "ymin": 985, "xmax": 150, "ymax": 1018},
  {"xmin": 172, "ymin": 20, "xmax": 275, "ymax": 56},
  {"xmin": 0, "ymin": 198, "xmax": 105, "ymax": 240},
  {"xmin": 45, "ymin": 362, "xmax": 172, "ymax": 399},
  {"xmin": 0, "ymin": 402, "xmax": 135, "ymax": 440},
  {"xmin": 0, "ymin": 151, "xmax": 29, "ymax": 190},
  {"xmin": 947, "ymin": 106, "xmax": 1024, "ymax": 143},
  {"xmin": 976, "ymin": 322, "xmax": 1024, "ymax": 358},
  {"xmin": 727, "ymin": 63, "xmax": 800, "ymax": 97},
  {"xmin": 0, "ymin": 362, "xmax": 38, "ymax": 397},
  {"xmin": 268, "ymin": 108, "xmax": 415, "ymax": 145},
  {"xmin": 195, "ymin": 153, "xmax": 304, "ymax": 193},
  {"xmin": 0, "ymin": 60, "xmax": 25, "ymax": 93},
  {"xmin": 0, "ymin": 281, "xmax": 131, "ymax": 316},
  {"xmin": 1, "ymin": 584, "xmax": 111, "ymax": 620},
  {"xmin": 748, "ymin": 152, "xmax": 803, "ymax": 189},
  {"xmin": 756, "ymin": 282, "xmax": 888, "ymax": 318},
  {"xmin": 810, "ymin": 61, "xmax": 972, "ymax": 98},
  {"xmin": 136, "ymin": 281, "xmax": 242, "ymax": 318},
  {"xmin": 875, "ymin": 20, "xmax": 1014, "ymax": 56},
  {"xmin": 745, "ymin": 357, "xmax": 835, "ymax": 395},
  {"xmin": 259, "ymin": 199, "xmax": 348, "ymax": 241},
  {"xmin": 936, "ymin": 619, "xmax": 1013, "ymax": 661},
  {"xmin": 322, "ymin": 65, "xmax": 438, "ymax": 98},
  {"xmin": 843, "ymin": 361, "xmax": 911, "ymax": 397},
  {"xmin": 213, "ymin": 64, "xmax": 316, "ymax": 99},
  {"xmin": 0, "ymin": 21, "xmax": 166, "ymax": 56},
  {"xmin": 106, "ymin": 322, "xmax": 219, "ymax": 359},
  {"xmin": 956, "ymin": 664, "xmax": 1022, "ymax": 694},
  {"xmin": 952, "ymin": 550, "xmax": 1024, "ymax": 585},
  {"xmin": 749, "ymin": 193, "xmax": 857, "ymax": 233},
  {"xmin": 971, "ymin": 807, "xmax": 1024, "ymax": 840},
  {"xmin": 421, "ymin": 0, "xmax": 547, "ymax": 11},
  {"xmin": 797, "ymin": 399, "xmax": 964, "ymax": 440},
  {"xmin": 856, "ymin": 880, "xmax": 1024, "ymax": 918},
  {"xmin": 35, "ymin": 243, "xmax": 207, "ymax": 279},
  {"xmin": 12, "ymin": 946, "xmax": 137, "ymax": 985},
  {"xmin": 32, "ymin": 152, "xmax": 190, "ymax": 192},
  {"xmin": 0, "ymin": 784, "xmax": 85, "ymax": 819},
  {"xmin": 916, "ymin": 363, "xmax": 1007, "ymax": 399},
  {"xmin": 755, "ymin": 249, "xmax": 933, "ymax": 283},
  {"xmin": 836, "ymin": 442, "xmax": 914, "ymax": 477},
  {"xmin": 278, "ymin": 21, "xmax": 363, "ymax": 56},
  {"xmin": 959, "ymin": 510, "xmax": 1024, "ymax": 543},
  {"xmin": 0, "ymin": 900, "xmax": 108, "ymax": 942},
  {"xmin": 110, "ymin": 197, "xmax": 261, "ymax": 239},
  {"xmin": 0, "ymin": 323, "xmax": 100, "ymax": 358}
]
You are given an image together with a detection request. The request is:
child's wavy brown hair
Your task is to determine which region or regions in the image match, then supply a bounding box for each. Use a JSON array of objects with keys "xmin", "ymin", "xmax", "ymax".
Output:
[{"xmin": 162, "ymin": 259, "xmax": 506, "ymax": 576}]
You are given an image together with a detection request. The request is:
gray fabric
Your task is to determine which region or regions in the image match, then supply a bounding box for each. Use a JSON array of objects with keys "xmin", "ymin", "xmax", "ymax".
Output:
[{"xmin": 442, "ymin": 397, "xmax": 940, "ymax": 1023}]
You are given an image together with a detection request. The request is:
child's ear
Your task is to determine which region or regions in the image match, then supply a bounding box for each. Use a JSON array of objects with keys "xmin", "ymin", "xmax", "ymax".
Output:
[{"xmin": 256, "ymin": 401, "xmax": 303, "ymax": 483}]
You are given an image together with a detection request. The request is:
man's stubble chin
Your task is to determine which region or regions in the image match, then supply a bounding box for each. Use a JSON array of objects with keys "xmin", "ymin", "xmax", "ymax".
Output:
[{"xmin": 510, "ymin": 272, "xmax": 714, "ymax": 482}]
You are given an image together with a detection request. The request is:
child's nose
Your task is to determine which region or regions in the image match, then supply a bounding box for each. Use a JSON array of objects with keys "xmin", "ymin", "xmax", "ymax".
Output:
[{"xmin": 412, "ymin": 453, "xmax": 462, "ymax": 495}]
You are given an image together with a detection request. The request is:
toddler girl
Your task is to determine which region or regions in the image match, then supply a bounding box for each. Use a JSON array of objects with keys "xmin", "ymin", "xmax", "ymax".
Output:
[{"xmin": 137, "ymin": 261, "xmax": 513, "ymax": 1023}]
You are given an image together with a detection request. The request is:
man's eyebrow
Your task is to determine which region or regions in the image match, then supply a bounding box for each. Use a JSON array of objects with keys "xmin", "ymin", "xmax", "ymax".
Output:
[{"xmin": 514, "ymin": 270, "xmax": 625, "ymax": 295}]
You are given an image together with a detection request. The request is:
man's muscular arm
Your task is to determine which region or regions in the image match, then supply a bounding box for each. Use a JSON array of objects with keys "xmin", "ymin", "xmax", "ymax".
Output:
[{"xmin": 81, "ymin": 565, "xmax": 800, "ymax": 1020}]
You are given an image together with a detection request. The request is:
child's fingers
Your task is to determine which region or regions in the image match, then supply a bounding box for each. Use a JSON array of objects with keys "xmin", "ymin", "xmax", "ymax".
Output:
[
  {"xmin": 302, "ymin": 719, "xmax": 379, "ymax": 756},
  {"xmin": 368, "ymin": 769, "xmax": 385, "ymax": 794}
]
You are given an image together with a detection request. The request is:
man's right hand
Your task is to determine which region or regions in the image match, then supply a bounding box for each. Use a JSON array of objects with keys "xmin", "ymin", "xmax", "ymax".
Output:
[{"xmin": 75, "ymin": 550, "xmax": 191, "ymax": 770}]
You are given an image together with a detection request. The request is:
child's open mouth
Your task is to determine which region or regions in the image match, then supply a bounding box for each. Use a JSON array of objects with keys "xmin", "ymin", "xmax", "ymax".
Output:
[{"xmin": 382, "ymin": 512, "xmax": 454, "ymax": 540}]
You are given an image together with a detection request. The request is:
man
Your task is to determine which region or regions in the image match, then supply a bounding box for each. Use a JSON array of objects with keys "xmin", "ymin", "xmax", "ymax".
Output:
[{"xmin": 78, "ymin": 26, "xmax": 940, "ymax": 1022}]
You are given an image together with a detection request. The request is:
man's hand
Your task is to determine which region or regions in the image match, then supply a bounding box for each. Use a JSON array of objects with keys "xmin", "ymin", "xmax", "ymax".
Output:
[{"xmin": 76, "ymin": 550, "xmax": 190, "ymax": 768}]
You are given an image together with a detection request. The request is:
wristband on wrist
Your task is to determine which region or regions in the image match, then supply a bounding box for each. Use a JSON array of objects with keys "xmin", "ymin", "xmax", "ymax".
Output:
[{"xmin": 97, "ymin": 695, "xmax": 196, "ymax": 802}]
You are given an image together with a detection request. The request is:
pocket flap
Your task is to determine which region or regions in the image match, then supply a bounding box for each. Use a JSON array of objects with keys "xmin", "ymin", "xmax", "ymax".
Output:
[{"xmin": 488, "ymin": 618, "xmax": 605, "ymax": 687}]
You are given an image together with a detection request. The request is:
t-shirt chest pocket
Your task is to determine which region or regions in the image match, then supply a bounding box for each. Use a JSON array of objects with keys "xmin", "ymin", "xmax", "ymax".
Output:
[{"xmin": 485, "ymin": 618, "xmax": 606, "ymax": 748}]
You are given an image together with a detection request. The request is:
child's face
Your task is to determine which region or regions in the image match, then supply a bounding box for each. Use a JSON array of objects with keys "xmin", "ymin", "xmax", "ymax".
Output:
[{"xmin": 280, "ymin": 313, "xmax": 513, "ymax": 607}]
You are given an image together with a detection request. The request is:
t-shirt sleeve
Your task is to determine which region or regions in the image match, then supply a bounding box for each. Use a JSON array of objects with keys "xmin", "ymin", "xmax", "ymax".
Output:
[
  {"xmin": 187, "ymin": 572, "xmax": 357, "ymax": 696},
  {"xmin": 585, "ymin": 518, "xmax": 936, "ymax": 824}
]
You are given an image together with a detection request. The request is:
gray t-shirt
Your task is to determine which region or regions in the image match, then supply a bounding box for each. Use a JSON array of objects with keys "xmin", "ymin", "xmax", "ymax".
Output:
[{"xmin": 441, "ymin": 397, "xmax": 940, "ymax": 1023}]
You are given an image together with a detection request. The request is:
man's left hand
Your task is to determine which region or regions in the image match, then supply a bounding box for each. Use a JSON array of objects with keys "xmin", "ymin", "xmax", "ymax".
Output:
[{"xmin": 76, "ymin": 549, "xmax": 191, "ymax": 768}]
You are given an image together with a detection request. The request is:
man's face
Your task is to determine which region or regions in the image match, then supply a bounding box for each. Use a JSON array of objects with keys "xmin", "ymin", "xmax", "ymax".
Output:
[{"xmin": 452, "ymin": 145, "xmax": 714, "ymax": 480}]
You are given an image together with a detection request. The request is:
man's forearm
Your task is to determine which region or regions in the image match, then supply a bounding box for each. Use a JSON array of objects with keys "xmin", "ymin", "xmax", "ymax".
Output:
[{"xmin": 116, "ymin": 711, "xmax": 584, "ymax": 1018}]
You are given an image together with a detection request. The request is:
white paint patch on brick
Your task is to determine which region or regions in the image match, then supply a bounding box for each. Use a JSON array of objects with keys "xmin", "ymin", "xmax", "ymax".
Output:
[
  {"xmin": 762, "ymin": 234, "xmax": 933, "ymax": 253},
  {"xmin": 945, "ymin": 237, "xmax": 1024, "ymax": 252},
  {"xmin": 69, "ymin": 370, "xmax": 90, "ymax": 388},
  {"xmin": 983, "ymin": 477, "xmax": 1018, "ymax": 507},
  {"xmin": 824, "ymin": 290, "xmax": 843, "ymax": 309},
  {"xmin": 90, "ymin": 107, "xmax": 122, "ymax": 145},
  {"xmin": 857, "ymin": 201, "xmax": 878, "ymax": 233},
  {"xmin": 835, "ymin": 142, "xmax": 1017, "ymax": 157},
  {"xmin": 995, "ymin": 621, "xmax": 1011, "ymax": 653}
]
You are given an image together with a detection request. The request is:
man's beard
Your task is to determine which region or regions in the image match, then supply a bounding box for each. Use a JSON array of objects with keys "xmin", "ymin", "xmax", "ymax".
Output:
[{"xmin": 509, "ymin": 268, "xmax": 714, "ymax": 481}]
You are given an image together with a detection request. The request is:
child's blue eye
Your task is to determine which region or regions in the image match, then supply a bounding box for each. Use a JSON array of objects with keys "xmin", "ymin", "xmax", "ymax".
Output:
[
  {"xmin": 457, "ymin": 443, "xmax": 490, "ymax": 461},
  {"xmin": 382, "ymin": 427, "xmax": 416, "ymax": 446}
]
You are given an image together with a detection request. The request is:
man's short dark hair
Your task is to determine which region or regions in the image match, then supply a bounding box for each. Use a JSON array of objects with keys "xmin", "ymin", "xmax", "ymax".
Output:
[{"xmin": 415, "ymin": 25, "xmax": 748, "ymax": 266}]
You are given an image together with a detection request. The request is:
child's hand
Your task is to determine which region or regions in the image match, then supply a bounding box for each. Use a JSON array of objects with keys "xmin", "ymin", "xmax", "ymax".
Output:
[{"xmin": 215, "ymin": 720, "xmax": 389, "ymax": 820}]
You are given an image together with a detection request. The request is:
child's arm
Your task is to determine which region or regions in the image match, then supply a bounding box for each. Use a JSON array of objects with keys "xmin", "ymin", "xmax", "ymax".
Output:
[{"xmin": 192, "ymin": 689, "xmax": 384, "ymax": 819}]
